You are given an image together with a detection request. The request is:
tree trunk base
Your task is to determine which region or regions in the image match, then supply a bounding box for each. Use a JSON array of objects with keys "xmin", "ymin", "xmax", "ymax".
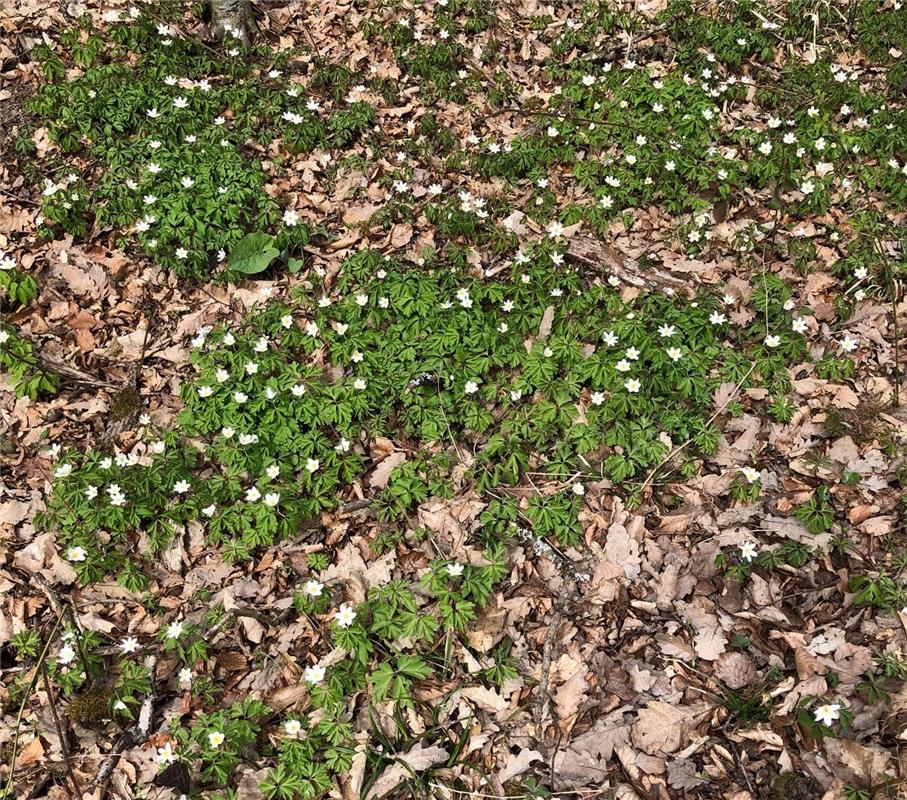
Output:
[{"xmin": 209, "ymin": 0, "xmax": 255, "ymax": 47}]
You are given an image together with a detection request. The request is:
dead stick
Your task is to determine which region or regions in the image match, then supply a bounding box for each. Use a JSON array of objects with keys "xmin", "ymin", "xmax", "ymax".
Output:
[
  {"xmin": 533, "ymin": 594, "xmax": 570, "ymax": 740},
  {"xmin": 40, "ymin": 662, "xmax": 83, "ymax": 798}
]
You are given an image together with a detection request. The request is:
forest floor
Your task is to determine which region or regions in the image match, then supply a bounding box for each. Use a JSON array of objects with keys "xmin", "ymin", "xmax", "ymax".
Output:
[{"xmin": 1, "ymin": 1, "xmax": 907, "ymax": 799}]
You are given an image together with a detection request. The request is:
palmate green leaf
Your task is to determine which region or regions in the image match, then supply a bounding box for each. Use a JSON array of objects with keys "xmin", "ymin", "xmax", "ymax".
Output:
[{"xmin": 228, "ymin": 232, "xmax": 279, "ymax": 274}]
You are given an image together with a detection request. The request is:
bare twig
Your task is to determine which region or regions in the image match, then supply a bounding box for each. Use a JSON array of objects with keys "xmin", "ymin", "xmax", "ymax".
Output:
[{"xmin": 40, "ymin": 663, "xmax": 83, "ymax": 798}]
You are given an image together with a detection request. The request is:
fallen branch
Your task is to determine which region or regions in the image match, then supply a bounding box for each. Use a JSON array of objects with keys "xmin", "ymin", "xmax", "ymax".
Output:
[{"xmin": 565, "ymin": 236, "xmax": 689, "ymax": 293}]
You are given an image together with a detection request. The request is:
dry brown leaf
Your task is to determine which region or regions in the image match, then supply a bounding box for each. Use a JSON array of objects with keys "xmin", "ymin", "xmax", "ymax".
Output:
[
  {"xmin": 497, "ymin": 747, "xmax": 543, "ymax": 784},
  {"xmin": 368, "ymin": 451, "xmax": 407, "ymax": 489},
  {"xmin": 365, "ymin": 743, "xmax": 449, "ymax": 800},
  {"xmin": 0, "ymin": 500, "xmax": 30, "ymax": 526},
  {"xmin": 631, "ymin": 701, "xmax": 706, "ymax": 755},
  {"xmin": 554, "ymin": 668, "xmax": 588, "ymax": 722},
  {"xmin": 714, "ymin": 652, "xmax": 758, "ymax": 689}
]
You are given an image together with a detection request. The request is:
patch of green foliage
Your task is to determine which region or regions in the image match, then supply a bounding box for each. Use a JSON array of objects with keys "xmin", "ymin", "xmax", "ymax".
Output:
[{"xmin": 25, "ymin": 4, "xmax": 377, "ymax": 278}]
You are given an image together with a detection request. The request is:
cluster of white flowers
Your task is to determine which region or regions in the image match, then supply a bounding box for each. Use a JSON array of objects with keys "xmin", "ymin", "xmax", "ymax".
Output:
[{"xmin": 457, "ymin": 190, "xmax": 488, "ymax": 219}]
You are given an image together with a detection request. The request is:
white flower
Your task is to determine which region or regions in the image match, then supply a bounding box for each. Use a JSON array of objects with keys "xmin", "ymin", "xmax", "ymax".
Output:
[
  {"xmin": 173, "ymin": 480, "xmax": 191, "ymax": 494},
  {"xmin": 799, "ymin": 180, "xmax": 815, "ymax": 195},
  {"xmin": 624, "ymin": 378, "xmax": 641, "ymax": 393},
  {"xmin": 615, "ymin": 359, "xmax": 631, "ymax": 373},
  {"xmin": 244, "ymin": 361, "xmax": 259, "ymax": 375},
  {"xmin": 657, "ymin": 324, "xmax": 676, "ymax": 337},
  {"xmin": 222, "ymin": 332, "xmax": 236, "ymax": 346},
  {"xmin": 67, "ymin": 546, "xmax": 87, "ymax": 562},
  {"xmin": 336, "ymin": 437, "xmax": 351, "ymax": 452},
  {"xmin": 590, "ymin": 391, "xmax": 605, "ymax": 406},
  {"xmin": 208, "ymin": 731, "xmax": 225, "ymax": 749},
  {"xmin": 853, "ymin": 266, "xmax": 868, "ymax": 280},
  {"xmin": 353, "ymin": 378, "xmax": 367, "ymax": 390},
  {"xmin": 215, "ymin": 368, "xmax": 229, "ymax": 383},
  {"xmin": 165, "ymin": 621, "xmax": 184, "ymax": 639},
  {"xmin": 265, "ymin": 464, "xmax": 281, "ymax": 480},
  {"xmin": 740, "ymin": 466, "xmax": 760, "ymax": 483},
  {"xmin": 445, "ymin": 562, "xmax": 464, "ymax": 577},
  {"xmin": 813, "ymin": 703, "xmax": 841, "ymax": 726},
  {"xmin": 54, "ymin": 463, "xmax": 73, "ymax": 478},
  {"xmin": 173, "ymin": 96, "xmax": 188, "ymax": 109},
  {"xmin": 85, "ymin": 485, "xmax": 98, "ymax": 499},
  {"xmin": 221, "ymin": 426, "xmax": 235, "ymax": 439},
  {"xmin": 180, "ymin": 176, "xmax": 194, "ymax": 188},
  {"xmin": 709, "ymin": 311, "xmax": 727, "ymax": 325},
  {"xmin": 602, "ymin": 331, "xmax": 618, "ymax": 346},
  {"xmin": 57, "ymin": 644, "xmax": 76, "ymax": 665},
  {"xmin": 547, "ymin": 221, "xmax": 565, "ymax": 238},
  {"xmin": 666, "ymin": 347, "xmax": 682, "ymax": 362},
  {"xmin": 175, "ymin": 247, "xmax": 188, "ymax": 260},
  {"xmin": 758, "ymin": 141, "xmax": 772, "ymax": 155},
  {"xmin": 284, "ymin": 719, "xmax": 302, "ymax": 736},
  {"xmin": 281, "ymin": 314, "xmax": 293, "ymax": 328},
  {"xmin": 178, "ymin": 668, "xmax": 194, "ymax": 685},
  {"xmin": 233, "ymin": 391, "xmax": 248, "ymax": 404},
  {"xmin": 625, "ymin": 347, "xmax": 640, "ymax": 360},
  {"xmin": 764, "ymin": 335, "xmax": 781, "ymax": 348},
  {"xmin": 246, "ymin": 487, "xmax": 262, "ymax": 502},
  {"xmin": 238, "ymin": 433, "xmax": 258, "ymax": 445},
  {"xmin": 841, "ymin": 336, "xmax": 858, "ymax": 353},
  {"xmin": 303, "ymin": 579, "xmax": 323, "ymax": 598},
  {"xmin": 146, "ymin": 107, "xmax": 160, "ymax": 118},
  {"xmin": 120, "ymin": 637, "xmax": 140, "ymax": 654},
  {"xmin": 306, "ymin": 458, "xmax": 320, "ymax": 473},
  {"xmin": 335, "ymin": 603, "xmax": 356, "ymax": 627},
  {"xmin": 283, "ymin": 209, "xmax": 300, "ymax": 226},
  {"xmin": 197, "ymin": 385, "xmax": 213, "ymax": 398},
  {"xmin": 740, "ymin": 541, "xmax": 758, "ymax": 562},
  {"xmin": 156, "ymin": 743, "xmax": 176, "ymax": 765},
  {"xmin": 572, "ymin": 482, "xmax": 585, "ymax": 496},
  {"xmin": 792, "ymin": 318, "xmax": 808, "ymax": 334},
  {"xmin": 464, "ymin": 380, "xmax": 480, "ymax": 395},
  {"xmin": 264, "ymin": 492, "xmax": 280, "ymax": 507},
  {"xmin": 304, "ymin": 664, "xmax": 326, "ymax": 683},
  {"xmin": 202, "ymin": 504, "xmax": 216, "ymax": 517}
]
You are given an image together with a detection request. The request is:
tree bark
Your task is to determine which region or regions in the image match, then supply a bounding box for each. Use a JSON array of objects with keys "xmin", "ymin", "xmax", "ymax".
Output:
[{"xmin": 209, "ymin": 0, "xmax": 255, "ymax": 46}]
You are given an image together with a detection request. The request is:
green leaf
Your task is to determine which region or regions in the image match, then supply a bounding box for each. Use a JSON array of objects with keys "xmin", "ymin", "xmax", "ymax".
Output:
[
  {"xmin": 287, "ymin": 257, "xmax": 305, "ymax": 274},
  {"xmin": 229, "ymin": 232, "xmax": 279, "ymax": 275},
  {"xmin": 368, "ymin": 662, "xmax": 394, "ymax": 702}
]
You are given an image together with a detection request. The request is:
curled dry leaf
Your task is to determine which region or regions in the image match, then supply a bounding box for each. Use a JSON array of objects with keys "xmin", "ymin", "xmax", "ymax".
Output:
[{"xmin": 714, "ymin": 651, "xmax": 758, "ymax": 690}]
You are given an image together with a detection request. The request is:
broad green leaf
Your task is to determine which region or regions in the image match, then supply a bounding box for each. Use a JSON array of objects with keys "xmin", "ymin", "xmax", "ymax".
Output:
[{"xmin": 229, "ymin": 232, "xmax": 278, "ymax": 275}]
